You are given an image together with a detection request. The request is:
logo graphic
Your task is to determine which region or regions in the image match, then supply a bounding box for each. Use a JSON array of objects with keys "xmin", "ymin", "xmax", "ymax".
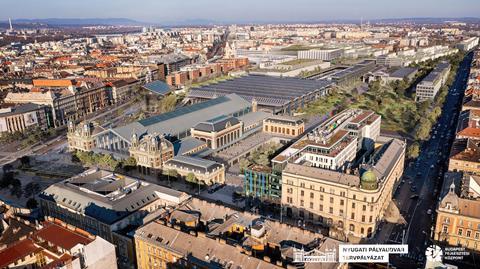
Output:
[
  {"xmin": 293, "ymin": 248, "xmax": 337, "ymax": 263},
  {"xmin": 426, "ymin": 245, "xmax": 443, "ymax": 262}
]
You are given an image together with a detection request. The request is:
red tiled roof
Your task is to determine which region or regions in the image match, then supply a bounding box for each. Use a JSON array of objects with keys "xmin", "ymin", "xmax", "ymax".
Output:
[
  {"xmin": 35, "ymin": 222, "xmax": 92, "ymax": 250},
  {"xmin": 41, "ymin": 252, "xmax": 73, "ymax": 269},
  {"xmin": 33, "ymin": 79, "xmax": 75, "ymax": 87},
  {"xmin": 0, "ymin": 239, "xmax": 40, "ymax": 267},
  {"xmin": 457, "ymin": 127, "xmax": 480, "ymax": 139}
]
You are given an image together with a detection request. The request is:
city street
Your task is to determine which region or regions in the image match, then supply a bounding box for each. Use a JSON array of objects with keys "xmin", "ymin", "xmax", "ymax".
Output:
[{"xmin": 386, "ymin": 51, "xmax": 474, "ymax": 268}]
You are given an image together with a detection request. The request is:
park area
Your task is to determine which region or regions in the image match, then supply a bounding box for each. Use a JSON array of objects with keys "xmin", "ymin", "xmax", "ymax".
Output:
[{"xmin": 300, "ymin": 52, "xmax": 463, "ymax": 159}]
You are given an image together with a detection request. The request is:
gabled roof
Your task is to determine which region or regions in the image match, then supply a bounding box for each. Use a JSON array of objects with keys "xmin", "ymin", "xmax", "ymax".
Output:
[
  {"xmin": 193, "ymin": 115, "xmax": 240, "ymax": 133},
  {"xmin": 112, "ymin": 94, "xmax": 251, "ymax": 141}
]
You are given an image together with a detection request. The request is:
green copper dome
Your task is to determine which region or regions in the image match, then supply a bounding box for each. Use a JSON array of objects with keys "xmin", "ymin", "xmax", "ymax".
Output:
[
  {"xmin": 361, "ymin": 170, "xmax": 377, "ymax": 182},
  {"xmin": 361, "ymin": 170, "xmax": 378, "ymax": 190}
]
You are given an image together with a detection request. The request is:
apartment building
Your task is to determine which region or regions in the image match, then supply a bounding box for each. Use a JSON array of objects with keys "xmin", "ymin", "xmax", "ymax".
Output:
[
  {"xmin": 0, "ymin": 219, "xmax": 117, "ymax": 269},
  {"xmin": 434, "ymin": 174, "xmax": 480, "ymax": 251},
  {"xmin": 107, "ymin": 78, "xmax": 140, "ymax": 104},
  {"xmin": 134, "ymin": 197, "xmax": 345, "ymax": 269},
  {"xmin": 415, "ymin": 62, "xmax": 451, "ymax": 101},
  {"xmin": 5, "ymin": 83, "xmax": 110, "ymax": 126},
  {"xmin": 448, "ymin": 138, "xmax": 480, "ymax": 175},
  {"xmin": 39, "ymin": 168, "xmax": 190, "ymax": 269},
  {"xmin": 457, "ymin": 37, "xmax": 479, "ymax": 52}
]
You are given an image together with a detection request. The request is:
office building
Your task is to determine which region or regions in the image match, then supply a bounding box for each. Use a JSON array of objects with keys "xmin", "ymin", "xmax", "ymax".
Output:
[
  {"xmin": 298, "ymin": 48, "xmax": 343, "ymax": 61},
  {"xmin": 415, "ymin": 62, "xmax": 451, "ymax": 102}
]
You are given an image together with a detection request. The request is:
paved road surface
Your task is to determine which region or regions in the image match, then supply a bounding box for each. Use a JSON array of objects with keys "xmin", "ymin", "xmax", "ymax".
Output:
[{"xmin": 386, "ymin": 52, "xmax": 474, "ymax": 268}]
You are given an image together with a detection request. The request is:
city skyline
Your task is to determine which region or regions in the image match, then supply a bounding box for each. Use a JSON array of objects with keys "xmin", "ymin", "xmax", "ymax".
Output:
[{"xmin": 1, "ymin": 0, "xmax": 480, "ymax": 24}]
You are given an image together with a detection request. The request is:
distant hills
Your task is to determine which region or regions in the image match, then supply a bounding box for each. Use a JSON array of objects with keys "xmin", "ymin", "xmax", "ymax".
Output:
[
  {"xmin": 1, "ymin": 17, "xmax": 480, "ymax": 27},
  {"xmin": 10, "ymin": 18, "xmax": 144, "ymax": 26}
]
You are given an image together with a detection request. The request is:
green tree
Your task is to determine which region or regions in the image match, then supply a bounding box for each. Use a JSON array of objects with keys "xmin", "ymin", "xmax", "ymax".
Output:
[
  {"xmin": 26, "ymin": 198, "xmax": 38, "ymax": 209},
  {"xmin": 407, "ymin": 142, "xmax": 420, "ymax": 159},
  {"xmin": 0, "ymin": 172, "xmax": 15, "ymax": 189},
  {"xmin": 2, "ymin": 164, "xmax": 13, "ymax": 174},
  {"xmin": 19, "ymin": 156, "xmax": 31, "ymax": 167},
  {"xmin": 165, "ymin": 169, "xmax": 178, "ymax": 185},
  {"xmin": 256, "ymin": 154, "xmax": 270, "ymax": 167},
  {"xmin": 428, "ymin": 106, "xmax": 442, "ymax": 123},
  {"xmin": 122, "ymin": 157, "xmax": 137, "ymax": 171},
  {"xmin": 158, "ymin": 94, "xmax": 177, "ymax": 113},
  {"xmin": 415, "ymin": 119, "xmax": 432, "ymax": 141},
  {"xmin": 24, "ymin": 182, "xmax": 41, "ymax": 198},
  {"xmin": 239, "ymin": 158, "xmax": 251, "ymax": 172},
  {"xmin": 186, "ymin": 172, "xmax": 197, "ymax": 184},
  {"xmin": 98, "ymin": 154, "xmax": 119, "ymax": 171},
  {"xmin": 10, "ymin": 178, "xmax": 23, "ymax": 198}
]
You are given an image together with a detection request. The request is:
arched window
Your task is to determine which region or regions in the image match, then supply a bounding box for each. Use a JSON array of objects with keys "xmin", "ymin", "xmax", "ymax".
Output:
[{"xmin": 349, "ymin": 224, "xmax": 355, "ymax": 232}]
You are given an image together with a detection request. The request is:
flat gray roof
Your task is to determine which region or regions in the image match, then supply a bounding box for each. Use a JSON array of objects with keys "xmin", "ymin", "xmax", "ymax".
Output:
[
  {"xmin": 40, "ymin": 169, "xmax": 188, "ymax": 224},
  {"xmin": 164, "ymin": 155, "xmax": 223, "ymax": 173},
  {"xmin": 389, "ymin": 67, "xmax": 418, "ymax": 79}
]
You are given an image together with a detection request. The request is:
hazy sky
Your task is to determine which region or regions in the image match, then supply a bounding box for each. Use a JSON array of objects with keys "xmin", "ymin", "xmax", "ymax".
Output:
[{"xmin": 1, "ymin": 0, "xmax": 479, "ymax": 23}]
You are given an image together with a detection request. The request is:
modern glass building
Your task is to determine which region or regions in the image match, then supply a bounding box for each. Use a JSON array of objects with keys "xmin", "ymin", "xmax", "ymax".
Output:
[{"xmin": 243, "ymin": 165, "xmax": 281, "ymax": 202}]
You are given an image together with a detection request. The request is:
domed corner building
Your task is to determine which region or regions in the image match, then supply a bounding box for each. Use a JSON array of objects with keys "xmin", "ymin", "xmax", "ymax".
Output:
[{"xmin": 360, "ymin": 169, "xmax": 378, "ymax": 190}]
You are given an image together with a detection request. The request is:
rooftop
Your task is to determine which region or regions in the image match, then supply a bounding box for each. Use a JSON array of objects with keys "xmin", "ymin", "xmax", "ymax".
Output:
[
  {"xmin": 389, "ymin": 67, "xmax": 418, "ymax": 79},
  {"xmin": 40, "ymin": 168, "xmax": 189, "ymax": 224},
  {"xmin": 0, "ymin": 103, "xmax": 44, "ymax": 117},
  {"xmin": 112, "ymin": 93, "xmax": 251, "ymax": 142},
  {"xmin": 135, "ymin": 220, "xmax": 280, "ymax": 269},
  {"xmin": 193, "ymin": 115, "xmax": 240, "ymax": 133},
  {"xmin": 164, "ymin": 155, "xmax": 223, "ymax": 174},
  {"xmin": 35, "ymin": 221, "xmax": 93, "ymax": 250},
  {"xmin": 142, "ymin": 80, "xmax": 171, "ymax": 96},
  {"xmin": 188, "ymin": 75, "xmax": 332, "ymax": 108}
]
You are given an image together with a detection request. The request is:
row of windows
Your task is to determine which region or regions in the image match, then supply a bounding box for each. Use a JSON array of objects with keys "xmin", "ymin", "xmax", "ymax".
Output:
[
  {"xmin": 298, "ymin": 210, "xmax": 374, "ymax": 235},
  {"xmin": 443, "ymin": 217, "xmax": 480, "ymax": 230},
  {"xmin": 285, "ymin": 183, "xmax": 376, "ymax": 202},
  {"xmin": 287, "ymin": 192, "xmax": 375, "ymax": 211}
]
